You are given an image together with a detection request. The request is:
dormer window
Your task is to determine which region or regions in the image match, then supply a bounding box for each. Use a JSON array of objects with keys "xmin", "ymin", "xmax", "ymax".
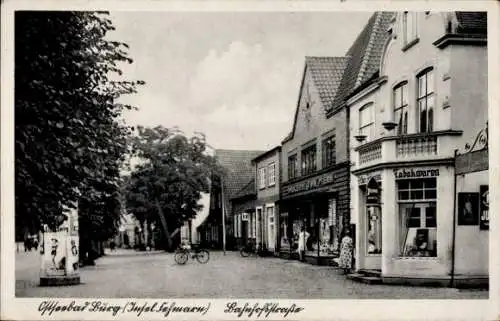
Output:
[{"xmin": 402, "ymin": 11, "xmax": 419, "ymax": 50}]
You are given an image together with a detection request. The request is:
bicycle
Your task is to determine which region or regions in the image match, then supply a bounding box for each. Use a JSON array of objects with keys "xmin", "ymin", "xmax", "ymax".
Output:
[
  {"xmin": 174, "ymin": 244, "xmax": 210, "ymax": 265},
  {"xmin": 239, "ymin": 242, "xmax": 269, "ymax": 257}
]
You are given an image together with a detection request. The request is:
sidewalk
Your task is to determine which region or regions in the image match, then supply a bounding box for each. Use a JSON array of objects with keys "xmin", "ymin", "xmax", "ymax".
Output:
[{"xmin": 103, "ymin": 248, "xmax": 165, "ymax": 256}]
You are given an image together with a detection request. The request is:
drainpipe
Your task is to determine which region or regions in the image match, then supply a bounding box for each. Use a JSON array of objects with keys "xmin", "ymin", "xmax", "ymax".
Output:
[{"xmin": 450, "ymin": 149, "xmax": 458, "ymax": 288}]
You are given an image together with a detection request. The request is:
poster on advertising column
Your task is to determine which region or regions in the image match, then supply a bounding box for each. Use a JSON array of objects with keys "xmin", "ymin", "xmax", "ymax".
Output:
[
  {"xmin": 40, "ymin": 231, "xmax": 68, "ymax": 277},
  {"xmin": 479, "ymin": 185, "xmax": 489, "ymax": 230}
]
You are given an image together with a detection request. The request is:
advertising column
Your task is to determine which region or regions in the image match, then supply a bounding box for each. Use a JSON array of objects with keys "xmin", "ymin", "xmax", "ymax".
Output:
[{"xmin": 40, "ymin": 206, "xmax": 81, "ymax": 286}]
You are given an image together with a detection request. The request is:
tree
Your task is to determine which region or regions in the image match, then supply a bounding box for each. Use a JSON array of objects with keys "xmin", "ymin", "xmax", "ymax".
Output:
[
  {"xmin": 15, "ymin": 11, "xmax": 143, "ymax": 260},
  {"xmin": 125, "ymin": 126, "xmax": 223, "ymax": 251}
]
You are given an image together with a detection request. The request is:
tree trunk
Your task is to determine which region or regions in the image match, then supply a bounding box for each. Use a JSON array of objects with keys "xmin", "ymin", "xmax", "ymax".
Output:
[{"xmin": 155, "ymin": 199, "xmax": 172, "ymax": 249}]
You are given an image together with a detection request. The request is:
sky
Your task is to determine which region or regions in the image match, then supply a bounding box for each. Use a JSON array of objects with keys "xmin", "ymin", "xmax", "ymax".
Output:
[{"xmin": 110, "ymin": 11, "xmax": 373, "ymax": 151}]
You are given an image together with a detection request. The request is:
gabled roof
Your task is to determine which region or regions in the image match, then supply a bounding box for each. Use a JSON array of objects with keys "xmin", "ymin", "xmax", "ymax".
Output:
[
  {"xmin": 329, "ymin": 12, "xmax": 395, "ymax": 114},
  {"xmin": 231, "ymin": 178, "xmax": 256, "ymax": 201},
  {"xmin": 215, "ymin": 149, "xmax": 264, "ymax": 200},
  {"xmin": 282, "ymin": 56, "xmax": 348, "ymax": 144},
  {"xmin": 455, "ymin": 12, "xmax": 487, "ymax": 34}
]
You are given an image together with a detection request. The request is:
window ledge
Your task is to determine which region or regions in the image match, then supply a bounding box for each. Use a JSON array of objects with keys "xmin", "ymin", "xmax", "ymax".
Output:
[
  {"xmin": 395, "ymin": 256, "xmax": 438, "ymax": 260},
  {"xmin": 402, "ymin": 38, "xmax": 420, "ymax": 52}
]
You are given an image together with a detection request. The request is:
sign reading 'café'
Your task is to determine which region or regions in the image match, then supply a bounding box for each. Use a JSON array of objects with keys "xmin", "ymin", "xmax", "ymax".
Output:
[{"xmin": 283, "ymin": 173, "xmax": 335, "ymax": 196}]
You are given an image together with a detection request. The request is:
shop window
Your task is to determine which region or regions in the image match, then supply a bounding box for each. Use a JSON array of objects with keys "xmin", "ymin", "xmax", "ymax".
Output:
[
  {"xmin": 417, "ymin": 68, "xmax": 435, "ymax": 133},
  {"xmin": 259, "ymin": 167, "xmax": 266, "ymax": 189},
  {"xmin": 301, "ymin": 144, "xmax": 317, "ymax": 175},
  {"xmin": 402, "ymin": 11, "xmax": 418, "ymax": 47},
  {"xmin": 288, "ymin": 154, "xmax": 298, "ymax": 180},
  {"xmin": 393, "ymin": 82, "xmax": 409, "ymax": 135},
  {"xmin": 367, "ymin": 206, "xmax": 382, "ymax": 254},
  {"xmin": 398, "ymin": 178, "xmax": 437, "ymax": 257},
  {"xmin": 279, "ymin": 213, "xmax": 289, "ymax": 251},
  {"xmin": 328, "ymin": 198, "xmax": 338, "ymax": 252},
  {"xmin": 359, "ymin": 103, "xmax": 375, "ymax": 141},
  {"xmin": 268, "ymin": 162, "xmax": 276, "ymax": 186},
  {"xmin": 322, "ymin": 135, "xmax": 336, "ymax": 168}
]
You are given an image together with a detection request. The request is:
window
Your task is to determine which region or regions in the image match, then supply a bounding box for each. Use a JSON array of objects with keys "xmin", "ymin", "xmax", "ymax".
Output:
[
  {"xmin": 322, "ymin": 135, "xmax": 336, "ymax": 168},
  {"xmin": 268, "ymin": 162, "xmax": 276, "ymax": 186},
  {"xmin": 359, "ymin": 103, "xmax": 375, "ymax": 141},
  {"xmin": 397, "ymin": 178, "xmax": 437, "ymax": 257},
  {"xmin": 393, "ymin": 82, "xmax": 409, "ymax": 135},
  {"xmin": 288, "ymin": 154, "xmax": 298, "ymax": 180},
  {"xmin": 403, "ymin": 11, "xmax": 418, "ymax": 46},
  {"xmin": 259, "ymin": 167, "xmax": 266, "ymax": 189},
  {"xmin": 417, "ymin": 69, "xmax": 435, "ymax": 133},
  {"xmin": 301, "ymin": 144, "xmax": 317, "ymax": 175}
]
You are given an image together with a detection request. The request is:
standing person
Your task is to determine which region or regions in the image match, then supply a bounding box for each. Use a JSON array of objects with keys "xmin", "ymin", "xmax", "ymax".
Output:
[
  {"xmin": 297, "ymin": 225, "xmax": 310, "ymax": 262},
  {"xmin": 339, "ymin": 228, "xmax": 353, "ymax": 274}
]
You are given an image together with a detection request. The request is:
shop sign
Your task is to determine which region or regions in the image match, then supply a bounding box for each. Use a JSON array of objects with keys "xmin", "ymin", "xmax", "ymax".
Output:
[
  {"xmin": 282, "ymin": 172, "xmax": 335, "ymax": 196},
  {"xmin": 480, "ymin": 185, "xmax": 489, "ymax": 230},
  {"xmin": 358, "ymin": 173, "xmax": 382, "ymax": 185},
  {"xmin": 455, "ymin": 150, "xmax": 489, "ymax": 175},
  {"xmin": 394, "ymin": 168, "xmax": 440, "ymax": 179},
  {"xmin": 457, "ymin": 192, "xmax": 479, "ymax": 226},
  {"xmin": 366, "ymin": 178, "xmax": 381, "ymax": 205}
]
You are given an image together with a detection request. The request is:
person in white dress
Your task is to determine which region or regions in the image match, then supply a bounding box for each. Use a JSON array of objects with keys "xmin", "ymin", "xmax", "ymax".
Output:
[{"xmin": 297, "ymin": 226, "xmax": 310, "ymax": 262}]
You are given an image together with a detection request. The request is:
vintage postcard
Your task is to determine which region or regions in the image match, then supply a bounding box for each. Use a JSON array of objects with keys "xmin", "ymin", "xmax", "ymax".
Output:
[{"xmin": 1, "ymin": 0, "xmax": 499, "ymax": 320}]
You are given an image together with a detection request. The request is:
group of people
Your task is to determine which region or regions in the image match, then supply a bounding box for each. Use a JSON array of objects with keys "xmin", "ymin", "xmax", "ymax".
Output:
[{"xmin": 296, "ymin": 226, "xmax": 354, "ymax": 274}]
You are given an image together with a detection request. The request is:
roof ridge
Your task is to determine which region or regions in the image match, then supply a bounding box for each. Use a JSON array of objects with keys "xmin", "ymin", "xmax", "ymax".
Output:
[{"xmin": 355, "ymin": 12, "xmax": 383, "ymax": 89}]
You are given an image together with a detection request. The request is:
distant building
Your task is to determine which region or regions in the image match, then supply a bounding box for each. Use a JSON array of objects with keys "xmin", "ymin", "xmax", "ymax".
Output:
[
  {"xmin": 231, "ymin": 178, "xmax": 257, "ymax": 249},
  {"xmin": 253, "ymin": 146, "xmax": 281, "ymax": 254},
  {"xmin": 198, "ymin": 149, "xmax": 264, "ymax": 249}
]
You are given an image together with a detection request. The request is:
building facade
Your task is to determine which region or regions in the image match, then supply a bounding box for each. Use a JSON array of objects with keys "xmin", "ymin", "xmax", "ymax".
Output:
[
  {"xmin": 279, "ymin": 56, "xmax": 350, "ymax": 265},
  {"xmin": 253, "ymin": 147, "xmax": 281, "ymax": 254},
  {"xmin": 231, "ymin": 179, "xmax": 257, "ymax": 249},
  {"xmin": 348, "ymin": 11, "xmax": 487, "ymax": 286},
  {"xmin": 198, "ymin": 149, "xmax": 264, "ymax": 249}
]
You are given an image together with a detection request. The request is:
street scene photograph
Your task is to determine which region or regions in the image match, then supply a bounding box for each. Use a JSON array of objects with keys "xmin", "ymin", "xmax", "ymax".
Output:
[{"xmin": 11, "ymin": 8, "xmax": 490, "ymax": 302}]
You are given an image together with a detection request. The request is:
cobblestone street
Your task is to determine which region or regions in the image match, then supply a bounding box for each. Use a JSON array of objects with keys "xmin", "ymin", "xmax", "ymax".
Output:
[{"xmin": 16, "ymin": 250, "xmax": 488, "ymax": 299}]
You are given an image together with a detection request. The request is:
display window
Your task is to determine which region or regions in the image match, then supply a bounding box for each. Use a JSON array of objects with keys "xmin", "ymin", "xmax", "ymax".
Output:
[
  {"xmin": 367, "ymin": 206, "xmax": 382, "ymax": 254},
  {"xmin": 398, "ymin": 178, "xmax": 437, "ymax": 257},
  {"xmin": 279, "ymin": 213, "xmax": 290, "ymax": 251}
]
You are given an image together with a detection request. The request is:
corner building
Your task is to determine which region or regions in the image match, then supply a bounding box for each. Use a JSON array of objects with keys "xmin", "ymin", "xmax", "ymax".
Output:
[{"xmin": 348, "ymin": 12, "xmax": 488, "ymax": 286}]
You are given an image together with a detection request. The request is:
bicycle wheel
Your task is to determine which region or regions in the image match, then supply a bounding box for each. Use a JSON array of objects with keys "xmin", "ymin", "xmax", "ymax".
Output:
[
  {"xmin": 195, "ymin": 250, "xmax": 210, "ymax": 264},
  {"xmin": 240, "ymin": 248, "xmax": 250, "ymax": 257},
  {"xmin": 174, "ymin": 251, "xmax": 188, "ymax": 265}
]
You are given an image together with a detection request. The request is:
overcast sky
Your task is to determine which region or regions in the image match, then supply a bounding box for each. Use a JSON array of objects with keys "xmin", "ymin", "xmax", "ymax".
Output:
[{"xmin": 110, "ymin": 11, "xmax": 373, "ymax": 151}]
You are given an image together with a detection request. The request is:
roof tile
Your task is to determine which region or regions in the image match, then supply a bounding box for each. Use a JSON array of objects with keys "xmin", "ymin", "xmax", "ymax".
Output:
[
  {"xmin": 330, "ymin": 12, "xmax": 395, "ymax": 112},
  {"xmin": 215, "ymin": 149, "xmax": 264, "ymax": 200},
  {"xmin": 306, "ymin": 56, "xmax": 349, "ymax": 109},
  {"xmin": 455, "ymin": 12, "xmax": 487, "ymax": 34}
]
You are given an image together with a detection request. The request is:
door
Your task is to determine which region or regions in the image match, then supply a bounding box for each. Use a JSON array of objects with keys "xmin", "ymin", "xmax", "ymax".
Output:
[
  {"xmin": 266, "ymin": 206, "xmax": 276, "ymax": 251},
  {"xmin": 256, "ymin": 208, "xmax": 263, "ymax": 247},
  {"xmin": 241, "ymin": 221, "xmax": 248, "ymax": 244},
  {"xmin": 268, "ymin": 215, "xmax": 275, "ymax": 251}
]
